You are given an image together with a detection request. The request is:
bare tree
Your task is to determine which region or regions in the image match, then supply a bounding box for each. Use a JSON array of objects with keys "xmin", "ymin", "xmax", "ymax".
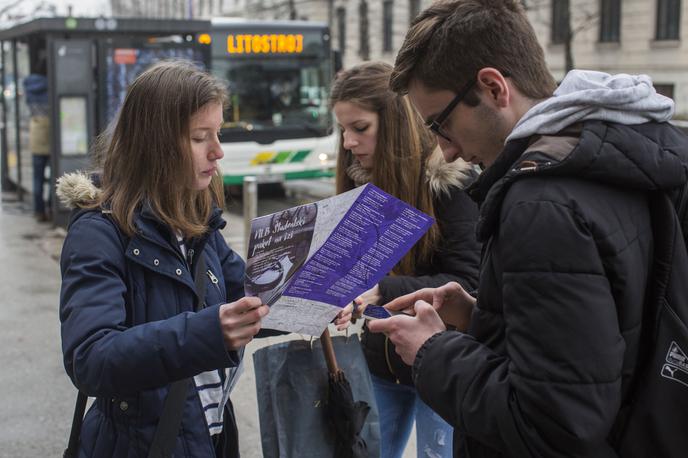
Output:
[
  {"xmin": 525, "ymin": 0, "xmax": 599, "ymax": 72},
  {"xmin": 0, "ymin": 0, "xmax": 25, "ymax": 18},
  {"xmin": 358, "ymin": 0, "xmax": 369, "ymax": 60}
]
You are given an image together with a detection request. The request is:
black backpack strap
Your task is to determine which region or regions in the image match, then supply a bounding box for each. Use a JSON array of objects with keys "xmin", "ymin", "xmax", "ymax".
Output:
[
  {"xmin": 634, "ymin": 192, "xmax": 677, "ymax": 380},
  {"xmin": 611, "ymin": 190, "xmax": 679, "ymax": 445},
  {"xmin": 147, "ymin": 254, "xmax": 208, "ymax": 458},
  {"xmin": 648, "ymin": 192, "xmax": 676, "ymax": 299}
]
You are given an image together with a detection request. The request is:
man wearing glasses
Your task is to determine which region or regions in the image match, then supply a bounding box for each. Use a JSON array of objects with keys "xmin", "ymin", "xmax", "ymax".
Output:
[{"xmin": 368, "ymin": 0, "xmax": 688, "ymax": 457}]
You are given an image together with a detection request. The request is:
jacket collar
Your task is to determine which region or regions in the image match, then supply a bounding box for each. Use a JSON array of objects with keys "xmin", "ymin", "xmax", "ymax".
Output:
[
  {"xmin": 468, "ymin": 121, "xmax": 688, "ymax": 242},
  {"xmin": 135, "ymin": 202, "xmax": 225, "ymax": 251}
]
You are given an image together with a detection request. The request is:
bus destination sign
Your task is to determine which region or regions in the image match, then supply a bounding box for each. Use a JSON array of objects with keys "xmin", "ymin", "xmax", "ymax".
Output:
[{"xmin": 226, "ymin": 33, "xmax": 304, "ymax": 54}]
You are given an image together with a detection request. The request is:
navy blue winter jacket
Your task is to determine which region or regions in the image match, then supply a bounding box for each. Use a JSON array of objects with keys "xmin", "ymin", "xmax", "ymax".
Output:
[{"xmin": 60, "ymin": 199, "xmax": 245, "ymax": 457}]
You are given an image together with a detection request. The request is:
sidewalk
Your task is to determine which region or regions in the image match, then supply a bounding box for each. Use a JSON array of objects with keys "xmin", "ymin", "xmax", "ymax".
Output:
[
  {"xmin": 0, "ymin": 193, "xmax": 416, "ymax": 457},
  {"xmin": 0, "ymin": 199, "xmax": 74, "ymax": 456}
]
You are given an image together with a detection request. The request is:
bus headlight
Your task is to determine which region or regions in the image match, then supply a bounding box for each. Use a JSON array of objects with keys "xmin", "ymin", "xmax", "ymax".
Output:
[{"xmin": 318, "ymin": 153, "xmax": 329, "ymax": 162}]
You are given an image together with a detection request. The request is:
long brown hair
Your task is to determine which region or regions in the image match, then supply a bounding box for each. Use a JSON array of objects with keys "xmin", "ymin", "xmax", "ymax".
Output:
[
  {"xmin": 95, "ymin": 60, "xmax": 227, "ymax": 238},
  {"xmin": 331, "ymin": 61, "xmax": 438, "ymax": 275}
]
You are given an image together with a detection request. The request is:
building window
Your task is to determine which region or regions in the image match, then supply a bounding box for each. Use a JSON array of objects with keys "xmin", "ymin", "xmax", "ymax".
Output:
[
  {"xmin": 599, "ymin": 0, "xmax": 621, "ymax": 42},
  {"xmin": 383, "ymin": 0, "xmax": 394, "ymax": 52},
  {"xmin": 656, "ymin": 0, "xmax": 682, "ymax": 40},
  {"xmin": 410, "ymin": 0, "xmax": 421, "ymax": 24},
  {"xmin": 551, "ymin": 0, "xmax": 570, "ymax": 44},
  {"xmin": 359, "ymin": 0, "xmax": 370, "ymax": 60},
  {"xmin": 655, "ymin": 83, "xmax": 675, "ymax": 99},
  {"xmin": 337, "ymin": 7, "xmax": 346, "ymax": 55}
]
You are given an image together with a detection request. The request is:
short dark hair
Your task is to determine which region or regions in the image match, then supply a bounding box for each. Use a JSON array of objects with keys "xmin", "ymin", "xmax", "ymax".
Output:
[{"xmin": 390, "ymin": 0, "xmax": 556, "ymax": 101}]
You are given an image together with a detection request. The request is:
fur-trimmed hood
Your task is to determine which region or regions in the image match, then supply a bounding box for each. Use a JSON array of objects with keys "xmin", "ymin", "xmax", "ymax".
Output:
[
  {"xmin": 347, "ymin": 147, "xmax": 479, "ymax": 196},
  {"xmin": 56, "ymin": 151, "xmax": 478, "ymax": 210},
  {"xmin": 55, "ymin": 171, "xmax": 101, "ymax": 209},
  {"xmin": 425, "ymin": 148, "xmax": 478, "ymax": 197}
]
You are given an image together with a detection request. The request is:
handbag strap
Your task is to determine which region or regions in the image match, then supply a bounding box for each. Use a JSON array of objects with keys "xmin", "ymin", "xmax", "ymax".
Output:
[
  {"xmin": 64, "ymin": 253, "xmax": 209, "ymax": 458},
  {"xmin": 63, "ymin": 391, "xmax": 88, "ymax": 458},
  {"xmin": 147, "ymin": 254, "xmax": 207, "ymax": 458},
  {"xmin": 147, "ymin": 379, "xmax": 191, "ymax": 458}
]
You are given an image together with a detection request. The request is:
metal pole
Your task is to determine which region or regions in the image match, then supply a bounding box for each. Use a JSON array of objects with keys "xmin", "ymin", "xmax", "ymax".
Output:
[
  {"xmin": 12, "ymin": 39, "xmax": 22, "ymax": 201},
  {"xmin": 243, "ymin": 176, "xmax": 258, "ymax": 257},
  {"xmin": 1, "ymin": 41, "xmax": 10, "ymax": 192}
]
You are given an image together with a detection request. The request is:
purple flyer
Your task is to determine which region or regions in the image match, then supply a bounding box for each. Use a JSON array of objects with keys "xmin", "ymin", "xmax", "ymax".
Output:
[{"xmin": 244, "ymin": 183, "xmax": 434, "ymax": 335}]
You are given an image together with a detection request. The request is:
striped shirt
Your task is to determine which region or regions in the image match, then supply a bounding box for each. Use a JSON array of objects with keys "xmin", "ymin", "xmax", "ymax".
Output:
[{"xmin": 177, "ymin": 234, "xmax": 244, "ymax": 435}]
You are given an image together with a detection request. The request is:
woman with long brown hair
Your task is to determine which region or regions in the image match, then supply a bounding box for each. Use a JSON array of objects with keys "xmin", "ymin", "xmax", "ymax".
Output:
[
  {"xmin": 56, "ymin": 61, "xmax": 269, "ymax": 457},
  {"xmin": 331, "ymin": 61, "xmax": 481, "ymax": 458}
]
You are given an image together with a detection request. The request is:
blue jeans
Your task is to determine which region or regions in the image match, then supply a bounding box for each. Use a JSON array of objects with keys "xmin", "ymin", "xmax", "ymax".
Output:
[
  {"xmin": 372, "ymin": 374, "xmax": 453, "ymax": 458},
  {"xmin": 32, "ymin": 154, "xmax": 50, "ymax": 215}
]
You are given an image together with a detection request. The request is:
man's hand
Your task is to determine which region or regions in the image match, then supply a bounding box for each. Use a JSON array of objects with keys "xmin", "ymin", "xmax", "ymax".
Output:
[
  {"xmin": 333, "ymin": 302, "xmax": 354, "ymax": 331},
  {"xmin": 219, "ymin": 297, "xmax": 269, "ymax": 350},
  {"xmin": 367, "ymin": 300, "xmax": 446, "ymax": 365},
  {"xmin": 384, "ymin": 281, "xmax": 476, "ymax": 331}
]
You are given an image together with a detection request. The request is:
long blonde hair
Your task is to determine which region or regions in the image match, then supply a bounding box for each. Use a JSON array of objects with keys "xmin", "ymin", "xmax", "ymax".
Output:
[
  {"xmin": 95, "ymin": 60, "xmax": 226, "ymax": 238},
  {"xmin": 331, "ymin": 61, "xmax": 439, "ymax": 274}
]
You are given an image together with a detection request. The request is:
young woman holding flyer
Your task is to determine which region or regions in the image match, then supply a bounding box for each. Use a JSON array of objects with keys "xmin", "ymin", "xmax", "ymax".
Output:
[
  {"xmin": 331, "ymin": 61, "xmax": 481, "ymax": 458},
  {"xmin": 57, "ymin": 61, "xmax": 271, "ymax": 458}
]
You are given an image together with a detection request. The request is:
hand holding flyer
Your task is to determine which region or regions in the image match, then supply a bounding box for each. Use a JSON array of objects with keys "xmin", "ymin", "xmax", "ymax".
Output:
[{"xmin": 244, "ymin": 183, "xmax": 434, "ymax": 335}]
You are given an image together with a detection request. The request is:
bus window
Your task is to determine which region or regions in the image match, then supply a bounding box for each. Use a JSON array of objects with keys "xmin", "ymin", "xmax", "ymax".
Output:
[
  {"xmin": 210, "ymin": 27, "xmax": 332, "ymax": 138},
  {"xmin": 208, "ymin": 22, "xmax": 337, "ymax": 186},
  {"xmin": 217, "ymin": 57, "xmax": 329, "ymax": 133}
]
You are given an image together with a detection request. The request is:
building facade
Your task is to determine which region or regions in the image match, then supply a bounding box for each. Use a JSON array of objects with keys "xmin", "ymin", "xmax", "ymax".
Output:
[
  {"xmin": 528, "ymin": 0, "xmax": 688, "ymax": 118},
  {"xmin": 215, "ymin": 0, "xmax": 432, "ymax": 69},
  {"xmin": 121, "ymin": 0, "xmax": 688, "ymax": 117}
]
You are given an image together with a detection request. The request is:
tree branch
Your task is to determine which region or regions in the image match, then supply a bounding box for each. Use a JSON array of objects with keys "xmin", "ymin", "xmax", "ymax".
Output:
[{"xmin": 0, "ymin": 0, "xmax": 26, "ymax": 17}]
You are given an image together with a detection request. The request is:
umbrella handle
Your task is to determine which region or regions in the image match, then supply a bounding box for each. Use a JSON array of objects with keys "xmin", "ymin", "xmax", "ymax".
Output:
[{"xmin": 320, "ymin": 328, "xmax": 340, "ymax": 375}]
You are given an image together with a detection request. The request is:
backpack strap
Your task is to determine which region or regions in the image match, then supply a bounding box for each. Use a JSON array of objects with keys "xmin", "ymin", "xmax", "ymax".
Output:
[
  {"xmin": 64, "ymin": 241, "xmax": 210, "ymax": 458},
  {"xmin": 628, "ymin": 191, "xmax": 677, "ymax": 389},
  {"xmin": 610, "ymin": 189, "xmax": 680, "ymax": 446},
  {"xmin": 649, "ymin": 191, "xmax": 677, "ymax": 303}
]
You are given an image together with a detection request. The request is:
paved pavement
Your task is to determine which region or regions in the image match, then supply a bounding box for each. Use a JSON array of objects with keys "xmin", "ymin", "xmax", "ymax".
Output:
[
  {"xmin": 0, "ymin": 188, "xmax": 416, "ymax": 457},
  {"xmin": 0, "ymin": 198, "xmax": 74, "ymax": 457}
]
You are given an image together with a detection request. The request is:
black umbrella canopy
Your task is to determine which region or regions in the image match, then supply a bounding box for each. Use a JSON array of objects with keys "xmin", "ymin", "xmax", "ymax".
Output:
[{"xmin": 321, "ymin": 329, "xmax": 371, "ymax": 458}]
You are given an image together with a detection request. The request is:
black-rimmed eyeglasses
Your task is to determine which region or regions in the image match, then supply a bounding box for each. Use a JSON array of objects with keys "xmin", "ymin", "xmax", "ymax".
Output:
[
  {"xmin": 425, "ymin": 73, "xmax": 509, "ymax": 142},
  {"xmin": 425, "ymin": 77, "xmax": 477, "ymax": 143}
]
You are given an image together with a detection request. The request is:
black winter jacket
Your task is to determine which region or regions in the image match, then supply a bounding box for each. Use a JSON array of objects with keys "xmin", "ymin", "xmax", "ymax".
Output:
[
  {"xmin": 412, "ymin": 121, "xmax": 688, "ymax": 457},
  {"xmin": 362, "ymin": 153, "xmax": 482, "ymax": 385}
]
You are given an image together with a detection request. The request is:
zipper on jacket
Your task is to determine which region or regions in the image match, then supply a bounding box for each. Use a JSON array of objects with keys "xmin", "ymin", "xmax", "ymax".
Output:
[
  {"xmin": 384, "ymin": 336, "xmax": 401, "ymax": 384},
  {"xmin": 207, "ymin": 269, "xmax": 222, "ymax": 296},
  {"xmin": 512, "ymin": 160, "xmax": 553, "ymax": 173}
]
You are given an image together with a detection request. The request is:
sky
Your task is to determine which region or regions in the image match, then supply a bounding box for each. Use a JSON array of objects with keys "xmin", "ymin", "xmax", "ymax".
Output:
[{"xmin": 1, "ymin": 0, "xmax": 110, "ymax": 25}]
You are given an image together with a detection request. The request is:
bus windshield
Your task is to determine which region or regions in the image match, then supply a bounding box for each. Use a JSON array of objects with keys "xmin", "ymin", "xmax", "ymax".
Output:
[
  {"xmin": 209, "ymin": 25, "xmax": 332, "ymax": 140},
  {"xmin": 214, "ymin": 56, "xmax": 329, "ymax": 132}
]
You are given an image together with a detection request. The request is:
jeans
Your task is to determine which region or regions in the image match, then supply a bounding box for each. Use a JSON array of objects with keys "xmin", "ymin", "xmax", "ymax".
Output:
[
  {"xmin": 32, "ymin": 154, "xmax": 50, "ymax": 215},
  {"xmin": 372, "ymin": 374, "xmax": 453, "ymax": 458}
]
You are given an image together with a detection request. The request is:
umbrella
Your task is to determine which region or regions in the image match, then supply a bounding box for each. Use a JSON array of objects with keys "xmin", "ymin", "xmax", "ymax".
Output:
[{"xmin": 320, "ymin": 328, "xmax": 371, "ymax": 458}]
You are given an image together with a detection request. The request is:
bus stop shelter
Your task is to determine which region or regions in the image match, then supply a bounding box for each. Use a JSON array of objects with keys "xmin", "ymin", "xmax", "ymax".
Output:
[{"xmin": 0, "ymin": 16, "xmax": 211, "ymax": 226}]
